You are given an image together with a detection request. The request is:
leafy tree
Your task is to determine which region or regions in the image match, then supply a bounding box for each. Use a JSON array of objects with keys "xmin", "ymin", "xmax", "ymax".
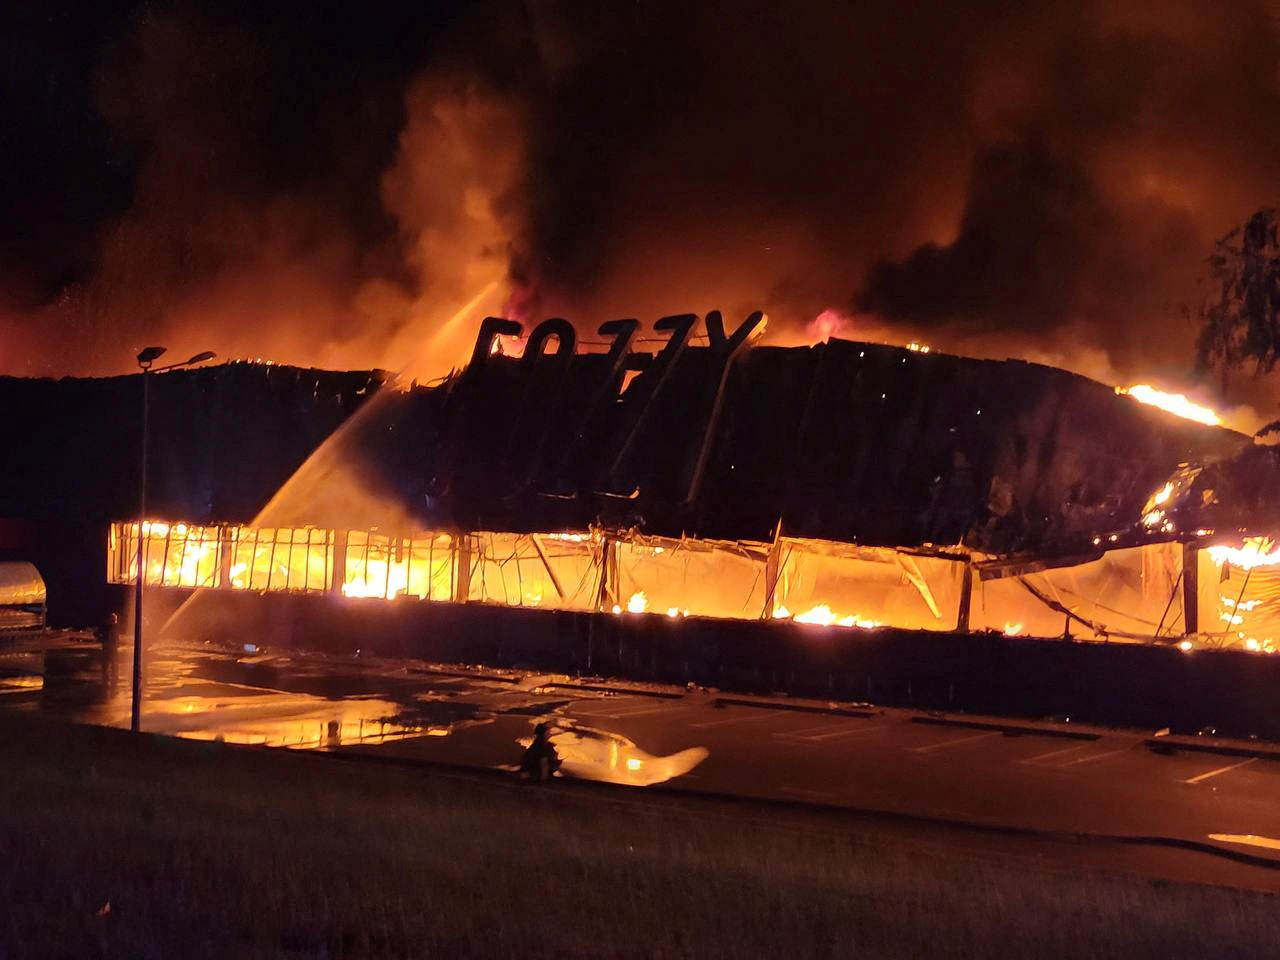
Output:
[{"xmin": 1197, "ymin": 207, "xmax": 1280, "ymax": 384}]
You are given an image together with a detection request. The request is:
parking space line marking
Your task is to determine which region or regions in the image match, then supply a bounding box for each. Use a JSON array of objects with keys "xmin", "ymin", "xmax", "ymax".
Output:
[
  {"xmin": 1020, "ymin": 743, "xmax": 1093, "ymax": 765},
  {"xmin": 774, "ymin": 721, "xmax": 860, "ymax": 739},
  {"xmin": 593, "ymin": 701, "xmax": 706, "ymax": 716},
  {"xmin": 778, "ymin": 725, "xmax": 881, "ymax": 743},
  {"xmin": 616, "ymin": 702, "xmax": 692, "ymax": 718},
  {"xmin": 1185, "ymin": 757, "xmax": 1258, "ymax": 784},
  {"xmin": 1061, "ymin": 748, "xmax": 1129, "ymax": 766},
  {"xmin": 572, "ymin": 701, "xmax": 688, "ymax": 719},
  {"xmin": 909, "ymin": 731, "xmax": 1000, "ymax": 753},
  {"xmin": 570, "ymin": 699, "xmax": 653, "ymax": 712},
  {"xmin": 690, "ymin": 712, "xmax": 780, "ymax": 729}
]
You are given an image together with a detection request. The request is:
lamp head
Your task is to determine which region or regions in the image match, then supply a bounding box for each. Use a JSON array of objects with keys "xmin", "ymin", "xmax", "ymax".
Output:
[
  {"xmin": 185, "ymin": 351, "xmax": 216, "ymax": 365},
  {"xmin": 136, "ymin": 346, "xmax": 166, "ymax": 369}
]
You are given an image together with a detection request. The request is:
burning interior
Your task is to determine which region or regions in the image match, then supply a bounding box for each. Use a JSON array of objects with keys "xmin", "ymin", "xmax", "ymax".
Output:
[
  {"xmin": 98, "ymin": 316, "xmax": 1280, "ymax": 654},
  {"xmin": 105, "ymin": 522, "xmax": 1280, "ymax": 653}
]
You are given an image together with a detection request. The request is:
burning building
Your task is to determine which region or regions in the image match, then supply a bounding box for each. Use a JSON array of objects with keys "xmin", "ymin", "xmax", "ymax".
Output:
[{"xmin": 97, "ymin": 312, "xmax": 1280, "ymax": 656}]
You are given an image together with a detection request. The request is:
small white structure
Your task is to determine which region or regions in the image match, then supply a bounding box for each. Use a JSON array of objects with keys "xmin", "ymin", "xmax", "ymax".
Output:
[{"xmin": 0, "ymin": 562, "xmax": 46, "ymax": 630}]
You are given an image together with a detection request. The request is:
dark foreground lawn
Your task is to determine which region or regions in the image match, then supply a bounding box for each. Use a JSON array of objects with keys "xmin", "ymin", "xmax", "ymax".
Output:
[{"xmin": 0, "ymin": 713, "xmax": 1276, "ymax": 959}]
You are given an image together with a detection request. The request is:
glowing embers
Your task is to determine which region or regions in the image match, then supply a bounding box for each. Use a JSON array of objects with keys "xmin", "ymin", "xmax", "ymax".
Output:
[
  {"xmin": 770, "ymin": 541, "xmax": 961, "ymax": 632},
  {"xmin": 1142, "ymin": 482, "xmax": 1174, "ymax": 532},
  {"xmin": 772, "ymin": 604, "xmax": 881, "ymax": 630},
  {"xmin": 1206, "ymin": 537, "xmax": 1280, "ymax": 570},
  {"xmin": 971, "ymin": 542, "xmax": 1185, "ymax": 641},
  {"xmin": 341, "ymin": 531, "xmax": 455, "ymax": 601},
  {"xmin": 1139, "ymin": 464, "xmax": 1203, "ymax": 534},
  {"xmin": 614, "ymin": 535, "xmax": 767, "ymax": 621},
  {"xmin": 1205, "ymin": 538, "xmax": 1280, "ymax": 653},
  {"xmin": 1116, "ymin": 384, "xmax": 1221, "ymax": 427}
]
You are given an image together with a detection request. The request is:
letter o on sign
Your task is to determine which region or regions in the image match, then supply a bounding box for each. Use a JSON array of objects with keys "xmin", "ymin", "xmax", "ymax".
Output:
[{"xmin": 524, "ymin": 318, "xmax": 577, "ymax": 361}]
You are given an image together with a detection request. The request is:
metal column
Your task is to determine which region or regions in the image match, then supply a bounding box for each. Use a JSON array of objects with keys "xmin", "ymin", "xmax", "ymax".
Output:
[{"xmin": 1182, "ymin": 541, "xmax": 1199, "ymax": 635}]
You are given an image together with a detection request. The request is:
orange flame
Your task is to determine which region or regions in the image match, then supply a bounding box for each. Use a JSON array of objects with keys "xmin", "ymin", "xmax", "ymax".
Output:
[{"xmin": 1116, "ymin": 384, "xmax": 1220, "ymax": 427}]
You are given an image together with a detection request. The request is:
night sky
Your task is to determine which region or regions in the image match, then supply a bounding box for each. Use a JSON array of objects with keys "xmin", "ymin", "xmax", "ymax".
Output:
[{"xmin": 3, "ymin": 1, "xmax": 1280, "ymax": 405}]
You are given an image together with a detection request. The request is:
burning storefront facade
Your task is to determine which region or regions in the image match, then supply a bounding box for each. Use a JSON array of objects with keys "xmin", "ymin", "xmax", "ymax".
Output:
[
  {"xmin": 102, "ymin": 523, "xmax": 1280, "ymax": 653},
  {"xmin": 100, "ymin": 313, "xmax": 1280, "ymax": 655}
]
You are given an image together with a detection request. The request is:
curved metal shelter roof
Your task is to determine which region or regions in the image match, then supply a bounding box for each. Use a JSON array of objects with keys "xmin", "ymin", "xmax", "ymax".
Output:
[{"xmin": 0, "ymin": 562, "xmax": 45, "ymax": 606}]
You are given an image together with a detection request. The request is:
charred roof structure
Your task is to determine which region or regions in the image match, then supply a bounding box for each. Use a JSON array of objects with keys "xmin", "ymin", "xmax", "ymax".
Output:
[
  {"xmin": 1, "ymin": 327, "xmax": 1270, "ymax": 630},
  {"xmin": 396, "ymin": 335, "xmax": 1246, "ymax": 558}
]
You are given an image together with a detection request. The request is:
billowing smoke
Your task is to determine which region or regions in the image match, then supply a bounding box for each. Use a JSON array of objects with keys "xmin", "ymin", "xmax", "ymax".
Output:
[
  {"xmin": 3, "ymin": 0, "xmax": 1280, "ymax": 410},
  {"xmin": 0, "ymin": 6, "xmax": 527, "ymax": 380},
  {"xmin": 512, "ymin": 0, "xmax": 1280, "ymax": 408}
]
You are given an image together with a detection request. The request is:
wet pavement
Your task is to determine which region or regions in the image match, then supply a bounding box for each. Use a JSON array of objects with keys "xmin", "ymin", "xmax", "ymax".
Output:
[
  {"xmin": 5, "ymin": 631, "xmax": 1280, "ymax": 890},
  {"xmin": 0, "ymin": 635, "xmax": 702, "ymax": 786}
]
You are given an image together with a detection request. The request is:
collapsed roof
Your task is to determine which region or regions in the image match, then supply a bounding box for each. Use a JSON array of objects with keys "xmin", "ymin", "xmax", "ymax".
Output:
[
  {"xmin": 0, "ymin": 339, "xmax": 1252, "ymax": 563},
  {"xmin": 352, "ymin": 337, "xmax": 1247, "ymax": 559}
]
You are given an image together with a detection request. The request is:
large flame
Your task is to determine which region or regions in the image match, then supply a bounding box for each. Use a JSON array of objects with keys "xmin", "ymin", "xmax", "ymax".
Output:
[
  {"xmin": 342, "ymin": 558, "xmax": 410, "ymax": 599},
  {"xmin": 1206, "ymin": 537, "xmax": 1280, "ymax": 570},
  {"xmin": 112, "ymin": 519, "xmax": 1280, "ymax": 654},
  {"xmin": 774, "ymin": 603, "xmax": 881, "ymax": 630},
  {"xmin": 1116, "ymin": 384, "xmax": 1220, "ymax": 427}
]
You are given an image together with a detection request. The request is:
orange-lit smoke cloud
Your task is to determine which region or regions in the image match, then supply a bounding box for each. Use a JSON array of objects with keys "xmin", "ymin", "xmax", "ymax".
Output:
[
  {"xmin": 4, "ymin": 1, "xmax": 1280, "ymax": 416},
  {"xmin": 509, "ymin": 1, "xmax": 1280, "ymax": 412},
  {"xmin": 0, "ymin": 12, "xmax": 525, "ymax": 381}
]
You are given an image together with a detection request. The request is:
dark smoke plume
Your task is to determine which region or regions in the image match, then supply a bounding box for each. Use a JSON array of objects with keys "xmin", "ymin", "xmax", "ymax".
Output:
[{"xmin": 2, "ymin": 0, "xmax": 1280, "ymax": 414}]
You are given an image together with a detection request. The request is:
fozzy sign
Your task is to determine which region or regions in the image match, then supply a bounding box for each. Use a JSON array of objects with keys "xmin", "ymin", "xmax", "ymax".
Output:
[{"xmin": 469, "ymin": 311, "xmax": 766, "ymax": 368}]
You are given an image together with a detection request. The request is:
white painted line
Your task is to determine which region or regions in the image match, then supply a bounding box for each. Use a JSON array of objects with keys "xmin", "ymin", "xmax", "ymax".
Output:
[
  {"xmin": 1020, "ymin": 743, "xmax": 1094, "ymax": 765},
  {"xmin": 909, "ymin": 731, "xmax": 1001, "ymax": 753},
  {"xmin": 774, "ymin": 721, "xmax": 852, "ymax": 739},
  {"xmin": 566, "ymin": 707, "xmax": 626, "ymax": 719},
  {"xmin": 572, "ymin": 700, "xmax": 685, "ymax": 719},
  {"xmin": 1185, "ymin": 757, "xmax": 1258, "ymax": 784},
  {"xmin": 1061, "ymin": 747, "xmax": 1130, "ymax": 766},
  {"xmin": 1208, "ymin": 833, "xmax": 1280, "ymax": 851},
  {"xmin": 609, "ymin": 702, "xmax": 689, "ymax": 718},
  {"xmin": 690, "ymin": 712, "xmax": 781, "ymax": 729},
  {"xmin": 777, "ymin": 725, "xmax": 881, "ymax": 744},
  {"xmin": 797, "ymin": 725, "xmax": 882, "ymax": 743},
  {"xmin": 573, "ymin": 701, "xmax": 650, "ymax": 716}
]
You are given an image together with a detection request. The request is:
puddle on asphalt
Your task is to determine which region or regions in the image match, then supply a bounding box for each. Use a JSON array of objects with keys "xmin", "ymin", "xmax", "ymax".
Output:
[
  {"xmin": 1, "ymin": 641, "xmax": 699, "ymax": 768},
  {"xmin": 143, "ymin": 688, "xmax": 463, "ymax": 748},
  {"xmin": 0, "ymin": 673, "xmax": 42, "ymax": 694},
  {"xmin": 512, "ymin": 717, "xmax": 709, "ymax": 787},
  {"xmin": 134, "ymin": 650, "xmax": 508, "ymax": 748},
  {"xmin": 0, "ymin": 642, "xmax": 506, "ymax": 748}
]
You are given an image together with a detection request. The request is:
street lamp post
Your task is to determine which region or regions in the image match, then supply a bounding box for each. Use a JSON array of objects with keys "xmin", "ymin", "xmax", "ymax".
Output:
[{"xmin": 131, "ymin": 347, "xmax": 216, "ymax": 733}]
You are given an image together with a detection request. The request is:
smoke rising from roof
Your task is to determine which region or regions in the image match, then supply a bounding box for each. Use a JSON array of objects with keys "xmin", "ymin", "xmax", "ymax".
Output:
[{"xmin": 2, "ymin": 1, "xmax": 1279, "ymax": 408}]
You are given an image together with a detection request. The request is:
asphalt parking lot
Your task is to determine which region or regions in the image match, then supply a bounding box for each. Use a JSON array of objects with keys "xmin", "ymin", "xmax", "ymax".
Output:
[{"xmin": 6, "ymin": 639, "xmax": 1280, "ymax": 888}]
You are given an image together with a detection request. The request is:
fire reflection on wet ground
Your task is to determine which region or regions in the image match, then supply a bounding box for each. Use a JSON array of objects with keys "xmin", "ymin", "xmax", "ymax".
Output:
[
  {"xmin": 0, "ymin": 636, "xmax": 710, "ymax": 785},
  {"xmin": 0, "ymin": 673, "xmax": 42, "ymax": 694},
  {"xmin": 3, "ymin": 640, "xmax": 503, "ymax": 745},
  {"xmin": 515, "ymin": 719, "xmax": 710, "ymax": 787}
]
